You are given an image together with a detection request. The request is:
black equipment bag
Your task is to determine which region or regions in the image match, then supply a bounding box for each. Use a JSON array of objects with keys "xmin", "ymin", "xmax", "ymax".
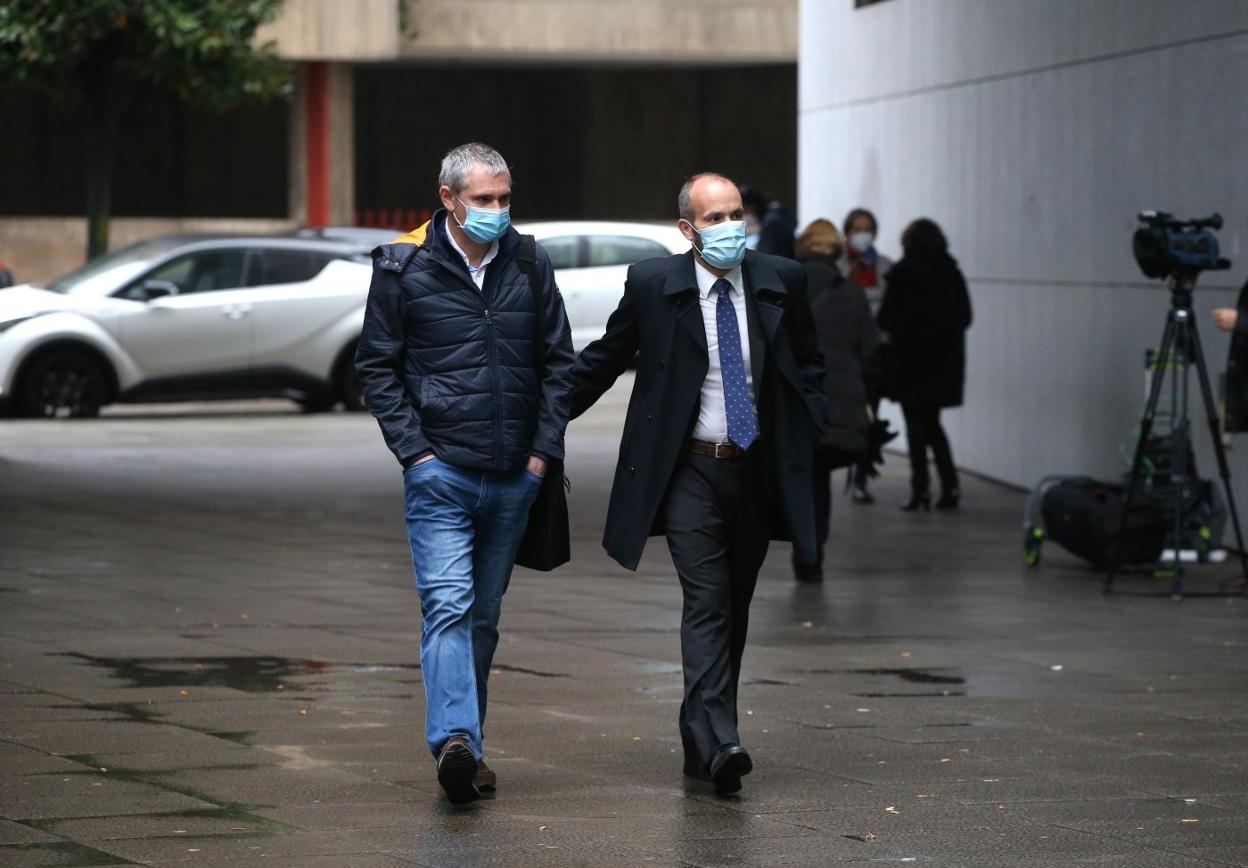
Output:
[
  {"xmin": 1041, "ymin": 477, "xmax": 1167, "ymax": 568},
  {"xmin": 513, "ymin": 235, "xmax": 571, "ymax": 572}
]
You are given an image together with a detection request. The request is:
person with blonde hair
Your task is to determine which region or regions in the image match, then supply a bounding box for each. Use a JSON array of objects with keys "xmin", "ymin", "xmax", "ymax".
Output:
[{"xmin": 792, "ymin": 219, "xmax": 880, "ymax": 582}]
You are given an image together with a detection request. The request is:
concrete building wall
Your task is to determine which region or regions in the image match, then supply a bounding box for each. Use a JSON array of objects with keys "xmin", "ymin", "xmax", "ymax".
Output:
[
  {"xmin": 799, "ymin": 1, "xmax": 1248, "ymax": 512},
  {"xmin": 259, "ymin": 0, "xmax": 796, "ymax": 64}
]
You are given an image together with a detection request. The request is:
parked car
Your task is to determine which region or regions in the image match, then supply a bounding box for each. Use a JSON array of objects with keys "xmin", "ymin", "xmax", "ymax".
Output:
[
  {"xmin": 289, "ymin": 226, "xmax": 398, "ymax": 249},
  {"xmin": 301, "ymin": 220, "xmax": 690, "ymax": 350},
  {"xmin": 0, "ymin": 235, "xmax": 372, "ymax": 417},
  {"xmin": 517, "ymin": 221, "xmax": 689, "ymax": 350},
  {"xmin": 0, "ymin": 222, "xmax": 690, "ymax": 418}
]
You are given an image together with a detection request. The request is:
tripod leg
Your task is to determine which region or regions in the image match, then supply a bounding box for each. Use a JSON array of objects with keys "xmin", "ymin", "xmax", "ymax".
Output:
[
  {"xmin": 1109, "ymin": 313, "xmax": 1178, "ymax": 591},
  {"xmin": 1186, "ymin": 320, "xmax": 1248, "ymax": 590},
  {"xmin": 1168, "ymin": 318, "xmax": 1190, "ymax": 599}
]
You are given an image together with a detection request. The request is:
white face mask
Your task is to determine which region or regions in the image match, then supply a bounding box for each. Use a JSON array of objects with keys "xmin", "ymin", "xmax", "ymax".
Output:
[{"xmin": 849, "ymin": 232, "xmax": 874, "ymax": 254}]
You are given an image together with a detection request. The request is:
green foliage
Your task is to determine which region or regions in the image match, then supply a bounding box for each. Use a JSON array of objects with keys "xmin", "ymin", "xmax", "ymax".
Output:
[{"xmin": 0, "ymin": 0, "xmax": 291, "ymax": 109}]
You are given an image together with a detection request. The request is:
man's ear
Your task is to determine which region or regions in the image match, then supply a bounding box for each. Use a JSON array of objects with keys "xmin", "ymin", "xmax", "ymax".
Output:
[
  {"xmin": 438, "ymin": 185, "xmax": 456, "ymax": 211},
  {"xmin": 678, "ymin": 219, "xmax": 698, "ymax": 245}
]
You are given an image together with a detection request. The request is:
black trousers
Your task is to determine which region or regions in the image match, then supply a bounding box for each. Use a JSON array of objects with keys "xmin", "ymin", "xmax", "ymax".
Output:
[
  {"xmin": 792, "ymin": 449, "xmax": 834, "ymax": 576},
  {"xmin": 850, "ymin": 397, "xmax": 881, "ymax": 491},
  {"xmin": 901, "ymin": 403, "xmax": 959, "ymax": 495},
  {"xmin": 663, "ymin": 450, "xmax": 770, "ymax": 771}
]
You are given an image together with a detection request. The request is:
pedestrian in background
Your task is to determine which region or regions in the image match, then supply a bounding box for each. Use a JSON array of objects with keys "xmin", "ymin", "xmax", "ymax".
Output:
[
  {"xmin": 1213, "ymin": 275, "xmax": 1248, "ymax": 432},
  {"xmin": 355, "ymin": 143, "xmax": 574, "ymax": 804},
  {"xmin": 791, "ymin": 219, "xmax": 880, "ymax": 583},
  {"xmin": 571, "ymin": 173, "xmax": 825, "ymax": 794},
  {"xmin": 739, "ymin": 184, "xmax": 796, "ymax": 259},
  {"xmin": 838, "ymin": 207, "xmax": 893, "ymax": 504},
  {"xmin": 877, "ymin": 217, "xmax": 972, "ymax": 512}
]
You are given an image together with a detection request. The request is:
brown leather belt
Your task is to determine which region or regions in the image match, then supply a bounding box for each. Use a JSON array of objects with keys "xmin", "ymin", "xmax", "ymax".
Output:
[{"xmin": 689, "ymin": 439, "xmax": 749, "ymax": 460}]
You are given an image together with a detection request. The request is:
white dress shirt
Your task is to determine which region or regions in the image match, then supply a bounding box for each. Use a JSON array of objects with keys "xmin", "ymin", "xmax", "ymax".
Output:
[
  {"xmin": 691, "ymin": 259, "xmax": 756, "ymax": 443},
  {"xmin": 443, "ymin": 222, "xmax": 499, "ymax": 290}
]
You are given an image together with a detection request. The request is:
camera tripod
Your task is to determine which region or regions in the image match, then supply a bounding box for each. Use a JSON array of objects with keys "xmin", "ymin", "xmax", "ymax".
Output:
[{"xmin": 1105, "ymin": 271, "xmax": 1248, "ymax": 598}]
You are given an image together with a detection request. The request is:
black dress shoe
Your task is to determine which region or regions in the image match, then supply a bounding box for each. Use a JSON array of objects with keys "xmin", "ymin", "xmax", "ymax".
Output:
[
  {"xmin": 935, "ymin": 489, "xmax": 960, "ymax": 510},
  {"xmin": 793, "ymin": 563, "xmax": 824, "ymax": 584},
  {"xmin": 709, "ymin": 744, "xmax": 752, "ymax": 794},
  {"xmin": 436, "ymin": 737, "xmax": 480, "ymax": 805},
  {"xmin": 683, "ymin": 752, "xmax": 706, "ymax": 779}
]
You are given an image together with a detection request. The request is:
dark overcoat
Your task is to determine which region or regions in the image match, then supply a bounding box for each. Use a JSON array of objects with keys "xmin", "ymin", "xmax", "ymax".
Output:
[
  {"xmin": 570, "ymin": 249, "xmax": 827, "ymax": 570},
  {"xmin": 802, "ymin": 254, "xmax": 880, "ymax": 461},
  {"xmin": 877, "ymin": 252, "xmax": 972, "ymax": 408},
  {"xmin": 1225, "ymin": 277, "xmax": 1248, "ymax": 432}
]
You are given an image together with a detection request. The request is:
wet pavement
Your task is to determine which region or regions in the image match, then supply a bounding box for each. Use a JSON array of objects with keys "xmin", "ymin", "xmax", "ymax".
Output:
[{"xmin": 2, "ymin": 377, "xmax": 1248, "ymax": 867}]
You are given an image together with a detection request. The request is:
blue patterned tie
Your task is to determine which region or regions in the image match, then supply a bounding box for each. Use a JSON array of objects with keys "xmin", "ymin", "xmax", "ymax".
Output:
[{"xmin": 714, "ymin": 279, "xmax": 758, "ymax": 450}]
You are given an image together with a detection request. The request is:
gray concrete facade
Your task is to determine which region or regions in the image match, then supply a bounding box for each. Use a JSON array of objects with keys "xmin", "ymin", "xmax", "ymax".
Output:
[
  {"xmin": 799, "ymin": 1, "xmax": 1248, "ymax": 503},
  {"xmin": 259, "ymin": 0, "xmax": 796, "ymax": 64}
]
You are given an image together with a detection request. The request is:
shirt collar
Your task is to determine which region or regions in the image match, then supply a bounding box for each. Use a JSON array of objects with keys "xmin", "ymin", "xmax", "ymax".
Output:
[
  {"xmin": 443, "ymin": 220, "xmax": 499, "ymax": 273},
  {"xmin": 693, "ymin": 257, "xmax": 744, "ymax": 300}
]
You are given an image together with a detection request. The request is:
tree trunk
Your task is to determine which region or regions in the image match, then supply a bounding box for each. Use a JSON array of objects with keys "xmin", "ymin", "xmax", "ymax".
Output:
[{"xmin": 83, "ymin": 60, "xmax": 121, "ymax": 261}]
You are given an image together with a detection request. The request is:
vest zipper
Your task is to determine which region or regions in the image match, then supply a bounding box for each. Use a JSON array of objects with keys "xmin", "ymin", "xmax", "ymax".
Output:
[{"xmin": 482, "ymin": 306, "xmax": 504, "ymax": 468}]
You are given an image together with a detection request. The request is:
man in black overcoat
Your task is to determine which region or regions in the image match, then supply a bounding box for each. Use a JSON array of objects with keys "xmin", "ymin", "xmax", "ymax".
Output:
[{"xmin": 571, "ymin": 173, "xmax": 826, "ymax": 793}]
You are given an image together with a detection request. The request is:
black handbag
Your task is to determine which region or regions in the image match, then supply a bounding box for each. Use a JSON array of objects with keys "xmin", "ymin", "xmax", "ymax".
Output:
[{"xmin": 513, "ymin": 236, "xmax": 571, "ymax": 571}]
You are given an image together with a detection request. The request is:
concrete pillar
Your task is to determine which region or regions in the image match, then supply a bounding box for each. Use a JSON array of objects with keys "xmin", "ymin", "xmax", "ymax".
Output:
[{"xmin": 288, "ymin": 61, "xmax": 355, "ymax": 227}]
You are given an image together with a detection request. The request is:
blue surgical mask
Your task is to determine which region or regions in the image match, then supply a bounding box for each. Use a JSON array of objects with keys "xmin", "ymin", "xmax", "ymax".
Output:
[
  {"xmin": 694, "ymin": 220, "xmax": 747, "ymax": 269},
  {"xmin": 454, "ymin": 197, "xmax": 510, "ymax": 244}
]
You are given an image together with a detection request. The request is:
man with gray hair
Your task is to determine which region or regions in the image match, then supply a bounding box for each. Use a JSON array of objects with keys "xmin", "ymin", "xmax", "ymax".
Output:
[{"xmin": 356, "ymin": 143, "xmax": 574, "ymax": 804}]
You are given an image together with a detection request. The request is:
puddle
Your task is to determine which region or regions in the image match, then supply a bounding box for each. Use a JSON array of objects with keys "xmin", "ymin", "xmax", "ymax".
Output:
[
  {"xmin": 811, "ymin": 665, "xmax": 1109, "ymax": 700},
  {"xmin": 62, "ymin": 653, "xmax": 330, "ymax": 693},
  {"xmin": 856, "ymin": 668, "xmax": 964, "ymax": 685},
  {"xmin": 63, "ymin": 653, "xmax": 560, "ymax": 691},
  {"xmin": 848, "ymin": 668, "xmax": 966, "ymax": 698}
]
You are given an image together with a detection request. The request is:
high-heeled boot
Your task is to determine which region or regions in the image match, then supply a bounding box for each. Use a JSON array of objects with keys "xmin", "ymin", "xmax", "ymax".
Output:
[{"xmin": 901, "ymin": 491, "xmax": 931, "ymax": 512}]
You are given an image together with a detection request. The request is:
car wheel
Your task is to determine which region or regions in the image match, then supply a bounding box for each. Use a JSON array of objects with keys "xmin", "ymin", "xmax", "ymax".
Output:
[
  {"xmin": 18, "ymin": 347, "xmax": 108, "ymax": 419},
  {"xmin": 297, "ymin": 393, "xmax": 337, "ymax": 413},
  {"xmin": 338, "ymin": 353, "xmax": 366, "ymax": 412}
]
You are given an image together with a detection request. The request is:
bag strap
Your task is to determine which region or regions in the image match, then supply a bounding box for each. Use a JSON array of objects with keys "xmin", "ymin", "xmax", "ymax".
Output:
[{"xmin": 516, "ymin": 234, "xmax": 546, "ymax": 376}]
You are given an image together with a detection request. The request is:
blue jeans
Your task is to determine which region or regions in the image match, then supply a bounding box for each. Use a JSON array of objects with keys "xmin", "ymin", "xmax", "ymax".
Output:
[{"xmin": 403, "ymin": 457, "xmax": 542, "ymax": 758}]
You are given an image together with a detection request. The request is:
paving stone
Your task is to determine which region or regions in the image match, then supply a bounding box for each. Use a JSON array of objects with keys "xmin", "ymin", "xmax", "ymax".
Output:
[
  {"xmin": 0, "ymin": 819, "xmax": 62, "ymax": 845},
  {"xmin": 85, "ymin": 830, "xmax": 373, "ymax": 864},
  {"xmin": 3, "ymin": 388, "xmax": 1248, "ymax": 865}
]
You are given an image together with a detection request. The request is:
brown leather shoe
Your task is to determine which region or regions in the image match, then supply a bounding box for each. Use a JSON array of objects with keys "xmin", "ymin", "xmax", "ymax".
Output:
[
  {"xmin": 475, "ymin": 759, "xmax": 497, "ymax": 792},
  {"xmin": 436, "ymin": 736, "xmax": 480, "ymax": 805}
]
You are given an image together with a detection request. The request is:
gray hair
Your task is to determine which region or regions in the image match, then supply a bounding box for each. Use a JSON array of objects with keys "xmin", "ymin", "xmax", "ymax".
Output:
[
  {"xmin": 439, "ymin": 143, "xmax": 511, "ymax": 193},
  {"xmin": 677, "ymin": 172, "xmax": 736, "ymax": 220}
]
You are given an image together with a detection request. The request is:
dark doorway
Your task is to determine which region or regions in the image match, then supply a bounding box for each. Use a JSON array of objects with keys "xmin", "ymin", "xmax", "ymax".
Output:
[
  {"xmin": 0, "ymin": 88, "xmax": 288, "ymax": 218},
  {"xmin": 353, "ymin": 64, "xmax": 796, "ymax": 225}
]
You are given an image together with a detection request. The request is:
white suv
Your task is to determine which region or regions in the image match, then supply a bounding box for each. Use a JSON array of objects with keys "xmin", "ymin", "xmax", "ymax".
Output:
[
  {"xmin": 0, "ymin": 235, "xmax": 373, "ymax": 417},
  {"xmin": 0, "ymin": 222, "xmax": 690, "ymax": 418}
]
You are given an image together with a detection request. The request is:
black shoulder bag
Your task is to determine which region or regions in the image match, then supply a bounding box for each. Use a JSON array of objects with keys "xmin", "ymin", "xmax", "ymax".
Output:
[{"xmin": 513, "ymin": 236, "xmax": 571, "ymax": 571}]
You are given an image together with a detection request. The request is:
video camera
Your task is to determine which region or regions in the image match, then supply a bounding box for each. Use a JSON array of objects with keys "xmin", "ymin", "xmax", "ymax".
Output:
[{"xmin": 1133, "ymin": 211, "xmax": 1230, "ymax": 280}]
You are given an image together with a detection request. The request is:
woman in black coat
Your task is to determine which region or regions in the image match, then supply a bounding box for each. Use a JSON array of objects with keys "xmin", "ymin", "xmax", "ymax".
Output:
[
  {"xmin": 877, "ymin": 218, "xmax": 972, "ymax": 511},
  {"xmin": 792, "ymin": 220, "xmax": 881, "ymax": 582}
]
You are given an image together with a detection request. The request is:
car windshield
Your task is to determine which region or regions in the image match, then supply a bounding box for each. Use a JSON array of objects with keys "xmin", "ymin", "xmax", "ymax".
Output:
[{"xmin": 47, "ymin": 237, "xmax": 188, "ymax": 295}]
